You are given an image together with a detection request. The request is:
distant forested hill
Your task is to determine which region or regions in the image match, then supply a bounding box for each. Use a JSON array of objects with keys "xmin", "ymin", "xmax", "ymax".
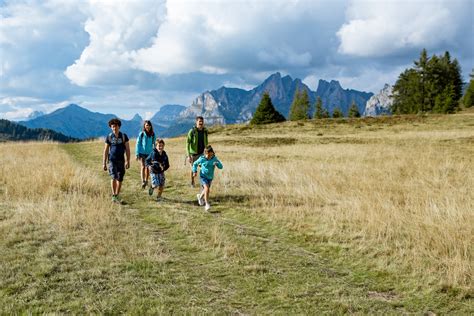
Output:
[{"xmin": 0, "ymin": 119, "xmax": 78, "ymax": 142}]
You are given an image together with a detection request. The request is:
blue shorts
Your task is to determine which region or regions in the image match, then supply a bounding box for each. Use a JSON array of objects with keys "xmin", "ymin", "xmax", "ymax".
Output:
[
  {"xmin": 199, "ymin": 175, "xmax": 212, "ymax": 187},
  {"xmin": 151, "ymin": 172, "xmax": 165, "ymax": 188},
  {"xmin": 108, "ymin": 161, "xmax": 125, "ymax": 182},
  {"xmin": 137, "ymin": 153, "xmax": 148, "ymax": 160}
]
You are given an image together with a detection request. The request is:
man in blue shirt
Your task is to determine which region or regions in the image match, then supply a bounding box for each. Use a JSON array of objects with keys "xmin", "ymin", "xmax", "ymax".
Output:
[{"xmin": 103, "ymin": 118, "xmax": 131, "ymax": 203}]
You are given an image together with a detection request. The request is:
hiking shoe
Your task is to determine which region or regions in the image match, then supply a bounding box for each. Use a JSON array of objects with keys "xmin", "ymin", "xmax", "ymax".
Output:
[
  {"xmin": 196, "ymin": 194, "xmax": 204, "ymax": 206},
  {"xmin": 204, "ymin": 203, "xmax": 211, "ymax": 212},
  {"xmin": 141, "ymin": 181, "xmax": 147, "ymax": 189},
  {"xmin": 148, "ymin": 187, "xmax": 154, "ymax": 196}
]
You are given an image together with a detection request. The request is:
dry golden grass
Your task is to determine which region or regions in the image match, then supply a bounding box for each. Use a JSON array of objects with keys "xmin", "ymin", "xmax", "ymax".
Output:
[
  {"xmin": 0, "ymin": 142, "xmax": 166, "ymax": 263},
  {"xmin": 164, "ymin": 114, "xmax": 473, "ymax": 288}
]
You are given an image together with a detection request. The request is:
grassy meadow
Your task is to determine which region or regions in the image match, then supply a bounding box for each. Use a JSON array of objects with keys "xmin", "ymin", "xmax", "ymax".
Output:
[{"xmin": 0, "ymin": 112, "xmax": 472, "ymax": 313}]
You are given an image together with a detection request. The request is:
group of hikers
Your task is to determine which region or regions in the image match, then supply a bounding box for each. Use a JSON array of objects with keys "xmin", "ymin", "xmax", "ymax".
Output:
[{"xmin": 102, "ymin": 116, "xmax": 223, "ymax": 212}]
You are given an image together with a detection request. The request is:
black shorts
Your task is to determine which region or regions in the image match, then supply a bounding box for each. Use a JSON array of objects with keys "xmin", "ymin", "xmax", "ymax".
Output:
[{"xmin": 108, "ymin": 161, "xmax": 125, "ymax": 182}]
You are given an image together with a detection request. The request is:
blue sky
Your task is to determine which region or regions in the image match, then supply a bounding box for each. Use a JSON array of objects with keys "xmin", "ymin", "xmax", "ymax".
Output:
[{"xmin": 1, "ymin": 0, "xmax": 472, "ymax": 120}]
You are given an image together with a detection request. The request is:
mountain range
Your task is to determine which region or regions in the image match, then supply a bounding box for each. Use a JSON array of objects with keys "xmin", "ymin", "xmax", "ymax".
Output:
[
  {"xmin": 178, "ymin": 72, "xmax": 373, "ymax": 125},
  {"xmin": 18, "ymin": 72, "xmax": 376, "ymax": 139}
]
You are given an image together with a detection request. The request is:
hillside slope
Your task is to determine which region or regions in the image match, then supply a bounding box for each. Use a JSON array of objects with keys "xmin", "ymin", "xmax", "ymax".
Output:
[{"xmin": 1, "ymin": 113, "xmax": 472, "ymax": 313}]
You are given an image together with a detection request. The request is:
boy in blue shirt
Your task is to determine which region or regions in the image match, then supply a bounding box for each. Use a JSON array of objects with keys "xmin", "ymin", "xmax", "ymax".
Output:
[
  {"xmin": 103, "ymin": 118, "xmax": 131, "ymax": 203},
  {"xmin": 192, "ymin": 145, "xmax": 223, "ymax": 212},
  {"xmin": 145, "ymin": 139, "xmax": 170, "ymax": 201}
]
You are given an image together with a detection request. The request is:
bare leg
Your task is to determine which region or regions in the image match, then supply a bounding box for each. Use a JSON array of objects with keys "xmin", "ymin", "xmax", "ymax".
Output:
[
  {"xmin": 157, "ymin": 186, "xmax": 164, "ymax": 198},
  {"xmin": 114, "ymin": 179, "xmax": 122, "ymax": 196},
  {"xmin": 140, "ymin": 158, "xmax": 146, "ymax": 183},
  {"xmin": 202, "ymin": 184, "xmax": 210, "ymax": 205}
]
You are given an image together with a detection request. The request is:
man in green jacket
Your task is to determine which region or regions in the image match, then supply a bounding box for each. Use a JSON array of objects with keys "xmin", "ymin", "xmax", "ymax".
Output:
[{"xmin": 186, "ymin": 116, "xmax": 208, "ymax": 187}]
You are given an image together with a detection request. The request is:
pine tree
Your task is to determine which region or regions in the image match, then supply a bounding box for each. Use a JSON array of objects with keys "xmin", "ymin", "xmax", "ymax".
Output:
[
  {"xmin": 289, "ymin": 88, "xmax": 310, "ymax": 120},
  {"xmin": 461, "ymin": 70, "xmax": 474, "ymax": 108},
  {"xmin": 250, "ymin": 92, "xmax": 286, "ymax": 125},
  {"xmin": 314, "ymin": 97, "xmax": 324, "ymax": 119},
  {"xmin": 348, "ymin": 101, "xmax": 361, "ymax": 117},
  {"xmin": 332, "ymin": 107, "xmax": 343, "ymax": 118}
]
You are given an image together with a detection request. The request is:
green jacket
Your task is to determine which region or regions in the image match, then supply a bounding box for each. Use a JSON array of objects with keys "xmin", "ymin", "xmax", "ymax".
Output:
[{"xmin": 186, "ymin": 126, "xmax": 208, "ymax": 155}]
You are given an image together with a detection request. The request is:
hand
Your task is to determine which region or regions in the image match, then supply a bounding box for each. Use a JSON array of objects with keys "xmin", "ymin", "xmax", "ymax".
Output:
[
  {"xmin": 192, "ymin": 172, "xmax": 197, "ymax": 177},
  {"xmin": 125, "ymin": 161, "xmax": 130, "ymax": 169},
  {"xmin": 103, "ymin": 163, "xmax": 107, "ymax": 171},
  {"xmin": 135, "ymin": 156, "xmax": 140, "ymax": 161}
]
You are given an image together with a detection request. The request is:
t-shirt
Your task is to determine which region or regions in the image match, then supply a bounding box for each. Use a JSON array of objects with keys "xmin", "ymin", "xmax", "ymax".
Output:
[
  {"xmin": 106, "ymin": 132, "xmax": 129, "ymax": 162},
  {"xmin": 197, "ymin": 129, "xmax": 205, "ymax": 155}
]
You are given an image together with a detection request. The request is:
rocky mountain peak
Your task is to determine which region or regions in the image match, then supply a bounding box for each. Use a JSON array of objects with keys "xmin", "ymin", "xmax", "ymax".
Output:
[{"xmin": 364, "ymin": 84, "xmax": 393, "ymax": 116}]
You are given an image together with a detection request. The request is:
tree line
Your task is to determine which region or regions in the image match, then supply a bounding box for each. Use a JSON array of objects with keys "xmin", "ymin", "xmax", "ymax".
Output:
[
  {"xmin": 0, "ymin": 119, "xmax": 78, "ymax": 142},
  {"xmin": 393, "ymin": 49, "xmax": 471, "ymax": 114},
  {"xmin": 250, "ymin": 90, "xmax": 360, "ymax": 125},
  {"xmin": 251, "ymin": 48, "xmax": 472, "ymax": 125}
]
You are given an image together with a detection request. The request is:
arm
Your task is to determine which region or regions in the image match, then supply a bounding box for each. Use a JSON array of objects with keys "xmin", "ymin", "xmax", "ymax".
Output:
[
  {"xmin": 186, "ymin": 129, "xmax": 193, "ymax": 163},
  {"xmin": 162, "ymin": 153, "xmax": 170, "ymax": 172},
  {"xmin": 125, "ymin": 141, "xmax": 131, "ymax": 169},
  {"xmin": 135, "ymin": 132, "xmax": 141, "ymax": 159},
  {"xmin": 102, "ymin": 143, "xmax": 110, "ymax": 171},
  {"xmin": 192, "ymin": 156, "xmax": 201, "ymax": 173},
  {"xmin": 214, "ymin": 158, "xmax": 223, "ymax": 169}
]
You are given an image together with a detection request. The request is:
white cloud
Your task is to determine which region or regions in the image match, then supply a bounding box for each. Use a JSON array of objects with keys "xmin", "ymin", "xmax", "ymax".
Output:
[
  {"xmin": 65, "ymin": 0, "xmax": 167, "ymax": 86},
  {"xmin": 132, "ymin": 0, "xmax": 345, "ymax": 75},
  {"xmin": 337, "ymin": 0, "xmax": 470, "ymax": 57}
]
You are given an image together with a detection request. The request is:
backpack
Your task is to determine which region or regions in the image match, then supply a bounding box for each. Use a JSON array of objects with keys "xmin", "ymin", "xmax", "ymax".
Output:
[{"xmin": 107, "ymin": 132, "xmax": 126, "ymax": 144}]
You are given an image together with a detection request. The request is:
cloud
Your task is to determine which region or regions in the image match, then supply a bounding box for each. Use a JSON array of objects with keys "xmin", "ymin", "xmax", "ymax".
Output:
[
  {"xmin": 337, "ymin": 0, "xmax": 472, "ymax": 57},
  {"xmin": 0, "ymin": 0, "xmax": 88, "ymax": 98},
  {"xmin": 65, "ymin": 0, "xmax": 167, "ymax": 86},
  {"xmin": 132, "ymin": 0, "xmax": 346, "ymax": 75}
]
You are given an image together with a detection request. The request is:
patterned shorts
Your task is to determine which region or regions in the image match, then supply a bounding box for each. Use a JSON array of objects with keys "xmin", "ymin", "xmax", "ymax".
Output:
[
  {"xmin": 108, "ymin": 161, "xmax": 125, "ymax": 182},
  {"xmin": 151, "ymin": 172, "xmax": 166, "ymax": 188}
]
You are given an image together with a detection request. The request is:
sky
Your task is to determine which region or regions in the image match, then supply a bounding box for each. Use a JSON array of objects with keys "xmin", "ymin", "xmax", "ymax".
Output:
[{"xmin": 0, "ymin": 0, "xmax": 473, "ymax": 121}]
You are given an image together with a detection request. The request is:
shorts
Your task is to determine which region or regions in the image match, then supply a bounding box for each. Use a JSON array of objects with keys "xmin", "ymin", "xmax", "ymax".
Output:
[
  {"xmin": 108, "ymin": 161, "xmax": 125, "ymax": 182},
  {"xmin": 151, "ymin": 172, "xmax": 166, "ymax": 188},
  {"xmin": 199, "ymin": 175, "xmax": 212, "ymax": 187},
  {"xmin": 137, "ymin": 153, "xmax": 148, "ymax": 160},
  {"xmin": 190, "ymin": 153, "xmax": 202, "ymax": 165}
]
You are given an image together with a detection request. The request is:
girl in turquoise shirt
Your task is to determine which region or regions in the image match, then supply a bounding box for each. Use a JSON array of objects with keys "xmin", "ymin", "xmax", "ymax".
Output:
[
  {"xmin": 135, "ymin": 120, "xmax": 156, "ymax": 188},
  {"xmin": 192, "ymin": 145, "xmax": 223, "ymax": 212}
]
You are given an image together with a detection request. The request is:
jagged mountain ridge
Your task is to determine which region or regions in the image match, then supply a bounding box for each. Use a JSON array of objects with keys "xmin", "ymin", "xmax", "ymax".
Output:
[{"xmin": 178, "ymin": 72, "xmax": 373, "ymax": 125}]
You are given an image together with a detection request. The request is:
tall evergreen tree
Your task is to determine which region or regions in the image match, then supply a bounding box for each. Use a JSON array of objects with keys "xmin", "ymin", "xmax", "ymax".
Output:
[
  {"xmin": 461, "ymin": 70, "xmax": 474, "ymax": 108},
  {"xmin": 289, "ymin": 88, "xmax": 310, "ymax": 120},
  {"xmin": 332, "ymin": 107, "xmax": 343, "ymax": 118},
  {"xmin": 348, "ymin": 101, "xmax": 361, "ymax": 117},
  {"xmin": 314, "ymin": 97, "xmax": 324, "ymax": 119},
  {"xmin": 250, "ymin": 92, "xmax": 286, "ymax": 125}
]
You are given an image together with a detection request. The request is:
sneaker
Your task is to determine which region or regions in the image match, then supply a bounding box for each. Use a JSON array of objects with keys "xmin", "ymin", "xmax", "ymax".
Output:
[
  {"xmin": 204, "ymin": 203, "xmax": 211, "ymax": 212},
  {"xmin": 111, "ymin": 195, "xmax": 117, "ymax": 202},
  {"xmin": 196, "ymin": 194, "xmax": 204, "ymax": 206},
  {"xmin": 148, "ymin": 186, "xmax": 154, "ymax": 196},
  {"xmin": 112, "ymin": 195, "xmax": 121, "ymax": 204},
  {"xmin": 141, "ymin": 181, "xmax": 147, "ymax": 189}
]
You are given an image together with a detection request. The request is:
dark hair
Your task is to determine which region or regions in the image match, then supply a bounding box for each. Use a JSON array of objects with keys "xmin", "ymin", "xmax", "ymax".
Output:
[
  {"xmin": 108, "ymin": 118, "xmax": 121, "ymax": 127},
  {"xmin": 204, "ymin": 145, "xmax": 214, "ymax": 154},
  {"xmin": 156, "ymin": 138, "xmax": 165, "ymax": 145},
  {"xmin": 143, "ymin": 120, "xmax": 154, "ymax": 137},
  {"xmin": 196, "ymin": 116, "xmax": 204, "ymax": 121}
]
